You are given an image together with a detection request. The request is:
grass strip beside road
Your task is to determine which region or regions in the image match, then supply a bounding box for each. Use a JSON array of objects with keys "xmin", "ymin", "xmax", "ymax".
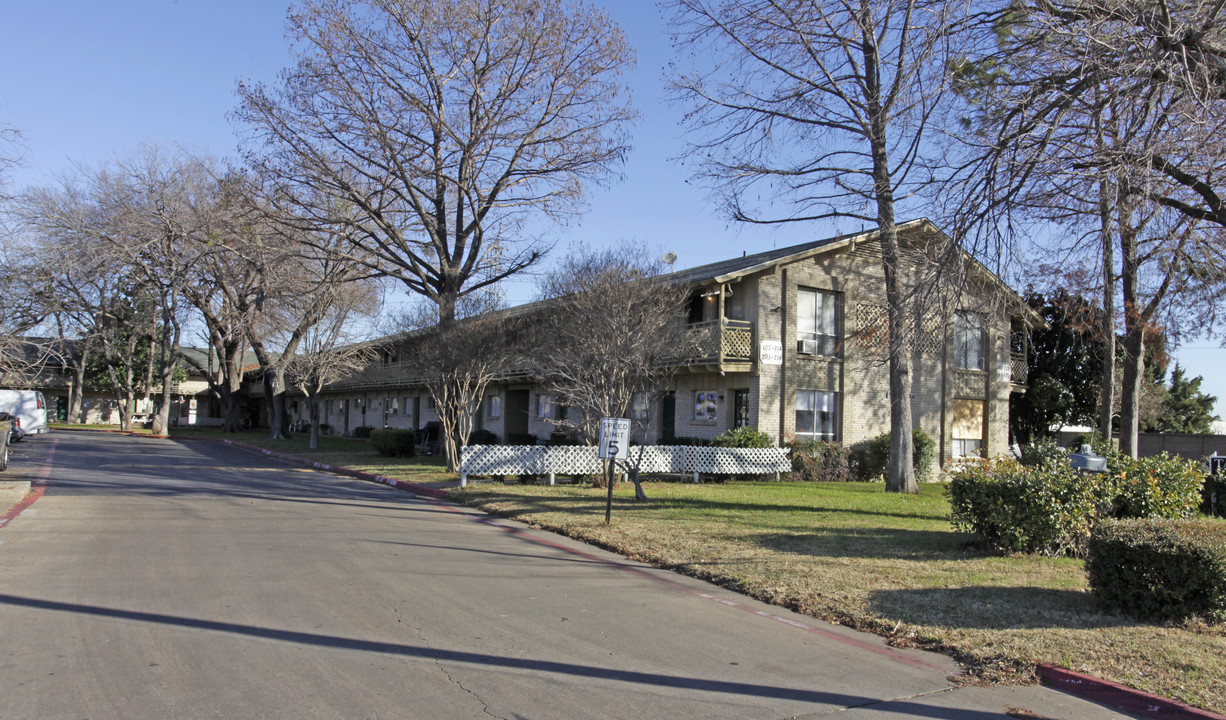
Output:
[{"xmin": 449, "ymin": 481, "xmax": 1225, "ymax": 713}]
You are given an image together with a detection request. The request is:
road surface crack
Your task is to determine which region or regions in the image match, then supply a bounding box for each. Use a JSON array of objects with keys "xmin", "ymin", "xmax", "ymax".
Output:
[{"xmin": 406, "ymin": 615, "xmax": 505, "ymax": 720}]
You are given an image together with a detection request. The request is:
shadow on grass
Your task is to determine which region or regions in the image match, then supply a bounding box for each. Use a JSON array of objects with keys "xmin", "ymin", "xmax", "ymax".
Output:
[
  {"xmin": 868, "ymin": 586, "xmax": 1122, "ymax": 630},
  {"xmin": 749, "ymin": 528, "xmax": 970, "ymax": 561}
]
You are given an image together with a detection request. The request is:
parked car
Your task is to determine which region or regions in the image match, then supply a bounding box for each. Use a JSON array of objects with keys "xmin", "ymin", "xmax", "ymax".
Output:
[
  {"xmin": 0, "ymin": 411, "xmax": 23, "ymax": 443},
  {"xmin": 0, "ymin": 413, "xmax": 12, "ymax": 471},
  {"xmin": 0, "ymin": 390, "xmax": 47, "ymax": 436}
]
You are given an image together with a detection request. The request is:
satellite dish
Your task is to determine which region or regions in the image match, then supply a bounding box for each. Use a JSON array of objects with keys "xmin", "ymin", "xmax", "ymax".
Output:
[{"xmin": 661, "ymin": 251, "xmax": 677, "ymax": 271}]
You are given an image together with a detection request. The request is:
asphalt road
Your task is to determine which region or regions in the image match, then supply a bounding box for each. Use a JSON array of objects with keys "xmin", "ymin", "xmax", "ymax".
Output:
[{"xmin": 0, "ymin": 432, "xmax": 1137, "ymax": 719}]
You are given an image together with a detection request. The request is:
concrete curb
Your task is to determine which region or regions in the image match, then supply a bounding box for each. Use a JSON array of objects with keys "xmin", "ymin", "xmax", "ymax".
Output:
[
  {"xmin": 0, "ymin": 481, "xmax": 33, "ymax": 522},
  {"xmin": 1038, "ymin": 664, "xmax": 1225, "ymax": 720}
]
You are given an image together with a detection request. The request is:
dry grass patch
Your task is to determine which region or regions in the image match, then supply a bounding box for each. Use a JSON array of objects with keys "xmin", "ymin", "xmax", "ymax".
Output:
[{"xmin": 451, "ymin": 480, "xmax": 1226, "ymax": 712}]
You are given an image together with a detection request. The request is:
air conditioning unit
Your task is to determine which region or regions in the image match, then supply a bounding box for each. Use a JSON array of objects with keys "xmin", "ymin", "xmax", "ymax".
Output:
[{"xmin": 798, "ymin": 339, "xmax": 819, "ymax": 355}]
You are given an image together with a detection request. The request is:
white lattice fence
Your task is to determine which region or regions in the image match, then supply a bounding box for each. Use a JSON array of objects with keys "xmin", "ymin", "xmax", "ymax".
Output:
[{"xmin": 460, "ymin": 445, "xmax": 790, "ymax": 486}]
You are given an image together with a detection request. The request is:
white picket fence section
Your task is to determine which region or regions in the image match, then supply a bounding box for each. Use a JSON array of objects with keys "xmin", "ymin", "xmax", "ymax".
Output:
[{"xmin": 459, "ymin": 444, "xmax": 791, "ymax": 486}]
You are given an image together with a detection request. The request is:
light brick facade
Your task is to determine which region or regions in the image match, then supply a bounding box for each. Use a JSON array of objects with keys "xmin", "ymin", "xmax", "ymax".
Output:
[{"xmin": 312, "ymin": 220, "xmax": 1036, "ymax": 475}]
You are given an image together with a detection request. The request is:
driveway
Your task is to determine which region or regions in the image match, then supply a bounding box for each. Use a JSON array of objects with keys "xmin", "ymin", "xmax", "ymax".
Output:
[{"xmin": 0, "ymin": 432, "xmax": 1138, "ymax": 719}]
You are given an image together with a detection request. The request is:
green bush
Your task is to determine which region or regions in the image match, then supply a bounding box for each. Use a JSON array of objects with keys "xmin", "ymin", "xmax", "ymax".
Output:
[
  {"xmin": 1203, "ymin": 466, "xmax": 1226, "ymax": 518},
  {"xmin": 371, "ymin": 429, "xmax": 416, "ymax": 457},
  {"xmin": 710, "ymin": 426, "xmax": 774, "ymax": 448},
  {"xmin": 948, "ymin": 458, "xmax": 1103, "ymax": 556},
  {"xmin": 1018, "ymin": 437, "xmax": 1067, "ymax": 468},
  {"xmin": 546, "ymin": 430, "xmax": 582, "ymax": 446},
  {"xmin": 468, "ymin": 428, "xmax": 498, "ymax": 446},
  {"xmin": 787, "ymin": 439, "xmax": 850, "ymax": 482},
  {"xmin": 857, "ymin": 427, "xmax": 936, "ymax": 482},
  {"xmin": 657, "ymin": 436, "xmax": 710, "ymax": 447},
  {"xmin": 1087, "ymin": 518, "xmax": 1226, "ymax": 622},
  {"xmin": 505, "ymin": 432, "xmax": 538, "ymax": 446},
  {"xmin": 352, "ymin": 425, "xmax": 374, "ymax": 439},
  {"xmin": 1109, "ymin": 453, "xmax": 1205, "ymax": 520}
]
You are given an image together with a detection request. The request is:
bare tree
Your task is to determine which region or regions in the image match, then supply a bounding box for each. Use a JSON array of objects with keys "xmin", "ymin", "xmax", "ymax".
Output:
[
  {"xmin": 400, "ymin": 292, "xmax": 524, "ymax": 473},
  {"xmin": 668, "ymin": 0, "xmax": 976, "ymax": 492},
  {"xmin": 535, "ymin": 244, "xmax": 689, "ymax": 500},
  {"xmin": 235, "ymin": 0, "xmax": 637, "ymax": 325},
  {"xmin": 286, "ymin": 284, "xmax": 380, "ymax": 449},
  {"xmin": 953, "ymin": 0, "xmax": 1226, "ymax": 454}
]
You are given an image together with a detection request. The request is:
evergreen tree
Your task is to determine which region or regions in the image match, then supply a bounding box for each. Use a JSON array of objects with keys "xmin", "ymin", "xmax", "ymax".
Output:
[{"xmin": 1155, "ymin": 363, "xmax": 1219, "ymax": 434}]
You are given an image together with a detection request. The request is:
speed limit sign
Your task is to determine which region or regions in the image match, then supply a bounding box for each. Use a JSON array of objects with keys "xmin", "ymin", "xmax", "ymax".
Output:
[{"xmin": 598, "ymin": 417, "xmax": 630, "ymax": 460}]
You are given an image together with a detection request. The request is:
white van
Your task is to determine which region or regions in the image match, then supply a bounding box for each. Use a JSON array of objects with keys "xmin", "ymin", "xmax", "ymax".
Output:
[{"xmin": 0, "ymin": 390, "xmax": 49, "ymax": 436}]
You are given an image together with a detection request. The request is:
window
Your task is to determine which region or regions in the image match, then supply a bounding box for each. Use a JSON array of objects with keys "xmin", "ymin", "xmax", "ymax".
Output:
[
  {"xmin": 535, "ymin": 393, "xmax": 555, "ymax": 419},
  {"xmin": 795, "ymin": 390, "xmax": 839, "ymax": 441},
  {"xmin": 486, "ymin": 393, "xmax": 501, "ymax": 419},
  {"xmin": 630, "ymin": 392, "xmax": 649, "ymax": 420},
  {"xmin": 952, "ymin": 399, "xmax": 984, "ymax": 458},
  {"xmin": 733, "ymin": 389, "xmax": 750, "ymax": 428},
  {"xmin": 694, "ymin": 391, "xmax": 718, "ymax": 423},
  {"xmin": 797, "ymin": 287, "xmax": 840, "ymax": 356},
  {"xmin": 954, "ymin": 311, "xmax": 986, "ymax": 370}
]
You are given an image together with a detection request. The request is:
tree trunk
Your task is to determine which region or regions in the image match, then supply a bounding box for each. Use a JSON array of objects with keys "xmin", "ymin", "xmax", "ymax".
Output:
[
  {"xmin": 308, "ymin": 395, "xmax": 322, "ymax": 450},
  {"xmin": 1118, "ymin": 213, "xmax": 1142, "ymax": 458},
  {"xmin": 263, "ymin": 372, "xmax": 289, "ymax": 440},
  {"xmin": 1097, "ymin": 175, "xmax": 1117, "ymax": 442}
]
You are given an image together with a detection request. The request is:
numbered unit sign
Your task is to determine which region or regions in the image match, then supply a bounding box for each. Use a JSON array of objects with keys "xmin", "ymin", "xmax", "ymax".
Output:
[{"xmin": 598, "ymin": 417, "xmax": 630, "ymax": 460}]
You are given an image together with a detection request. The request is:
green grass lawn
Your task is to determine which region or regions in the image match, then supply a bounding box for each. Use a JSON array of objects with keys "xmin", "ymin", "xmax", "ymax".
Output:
[{"xmin": 450, "ymin": 480, "xmax": 1226, "ymax": 712}]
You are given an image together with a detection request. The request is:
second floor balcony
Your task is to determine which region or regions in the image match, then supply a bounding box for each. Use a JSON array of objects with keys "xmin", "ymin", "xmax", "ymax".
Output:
[{"xmin": 681, "ymin": 319, "xmax": 755, "ymax": 372}]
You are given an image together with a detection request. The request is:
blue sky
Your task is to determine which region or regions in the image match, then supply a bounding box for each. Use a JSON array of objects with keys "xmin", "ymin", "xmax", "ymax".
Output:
[{"xmin": 2, "ymin": 1, "xmax": 1222, "ymax": 422}]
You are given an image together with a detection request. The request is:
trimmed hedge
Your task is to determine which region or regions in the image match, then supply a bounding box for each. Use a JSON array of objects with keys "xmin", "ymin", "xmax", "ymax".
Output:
[
  {"xmin": 950, "ymin": 452, "xmax": 1209, "ymax": 557},
  {"xmin": 1087, "ymin": 518, "xmax": 1226, "ymax": 622},
  {"xmin": 948, "ymin": 458, "xmax": 1101, "ymax": 556},
  {"xmin": 505, "ymin": 432, "xmax": 538, "ymax": 446},
  {"xmin": 1108, "ymin": 453, "xmax": 1204, "ymax": 520},
  {"xmin": 787, "ymin": 439, "xmax": 850, "ymax": 482},
  {"xmin": 352, "ymin": 425, "xmax": 374, "ymax": 439},
  {"xmin": 856, "ymin": 427, "xmax": 936, "ymax": 483},
  {"xmin": 371, "ymin": 429, "xmax": 416, "ymax": 457},
  {"xmin": 709, "ymin": 426, "xmax": 774, "ymax": 448},
  {"xmin": 468, "ymin": 428, "xmax": 498, "ymax": 446}
]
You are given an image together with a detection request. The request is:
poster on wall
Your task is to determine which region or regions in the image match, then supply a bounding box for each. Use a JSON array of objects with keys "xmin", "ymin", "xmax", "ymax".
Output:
[{"xmin": 694, "ymin": 391, "xmax": 718, "ymax": 422}]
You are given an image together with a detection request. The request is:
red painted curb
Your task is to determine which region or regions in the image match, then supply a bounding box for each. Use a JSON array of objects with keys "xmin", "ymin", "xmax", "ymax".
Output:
[
  {"xmin": 0, "ymin": 438, "xmax": 59, "ymax": 531},
  {"xmin": 1038, "ymin": 664, "xmax": 1224, "ymax": 719}
]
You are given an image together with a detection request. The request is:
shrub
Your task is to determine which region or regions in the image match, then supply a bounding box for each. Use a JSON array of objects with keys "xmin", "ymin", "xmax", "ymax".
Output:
[
  {"xmin": 371, "ymin": 429, "xmax": 416, "ymax": 457},
  {"xmin": 1109, "ymin": 453, "xmax": 1205, "ymax": 520},
  {"xmin": 1018, "ymin": 437, "xmax": 1067, "ymax": 468},
  {"xmin": 505, "ymin": 432, "xmax": 538, "ymax": 446},
  {"xmin": 787, "ymin": 439, "xmax": 850, "ymax": 482},
  {"xmin": 318, "ymin": 423, "xmax": 331, "ymax": 434},
  {"xmin": 1087, "ymin": 518, "xmax": 1226, "ymax": 622},
  {"xmin": 856, "ymin": 427, "xmax": 936, "ymax": 482},
  {"xmin": 546, "ymin": 429, "xmax": 582, "ymax": 446},
  {"xmin": 709, "ymin": 426, "xmax": 774, "ymax": 448},
  {"xmin": 1203, "ymin": 465, "xmax": 1226, "ymax": 518},
  {"xmin": 468, "ymin": 428, "xmax": 498, "ymax": 446},
  {"xmin": 948, "ymin": 458, "xmax": 1103, "ymax": 556},
  {"xmin": 352, "ymin": 425, "xmax": 374, "ymax": 439},
  {"xmin": 657, "ymin": 435, "xmax": 709, "ymax": 447}
]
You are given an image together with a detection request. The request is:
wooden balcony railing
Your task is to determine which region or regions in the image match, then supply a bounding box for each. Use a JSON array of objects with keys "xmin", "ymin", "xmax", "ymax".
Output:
[{"xmin": 682, "ymin": 319, "xmax": 754, "ymax": 366}]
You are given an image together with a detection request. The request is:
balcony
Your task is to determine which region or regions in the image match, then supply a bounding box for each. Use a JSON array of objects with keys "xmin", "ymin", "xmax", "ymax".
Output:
[
  {"xmin": 680, "ymin": 319, "xmax": 755, "ymax": 372},
  {"xmin": 1010, "ymin": 352, "xmax": 1028, "ymax": 389}
]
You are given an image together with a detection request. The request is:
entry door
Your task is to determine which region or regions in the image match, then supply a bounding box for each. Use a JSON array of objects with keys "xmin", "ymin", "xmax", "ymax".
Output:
[{"xmin": 506, "ymin": 390, "xmax": 530, "ymax": 439}]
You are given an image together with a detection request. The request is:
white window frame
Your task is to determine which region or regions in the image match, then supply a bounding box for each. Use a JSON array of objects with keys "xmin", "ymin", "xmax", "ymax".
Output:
[
  {"xmin": 797, "ymin": 287, "xmax": 841, "ymax": 356},
  {"xmin": 795, "ymin": 389, "xmax": 839, "ymax": 442},
  {"xmin": 954, "ymin": 311, "xmax": 986, "ymax": 371}
]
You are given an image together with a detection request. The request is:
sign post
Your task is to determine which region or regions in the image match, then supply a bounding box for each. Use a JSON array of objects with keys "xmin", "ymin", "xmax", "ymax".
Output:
[{"xmin": 599, "ymin": 417, "xmax": 630, "ymax": 524}]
